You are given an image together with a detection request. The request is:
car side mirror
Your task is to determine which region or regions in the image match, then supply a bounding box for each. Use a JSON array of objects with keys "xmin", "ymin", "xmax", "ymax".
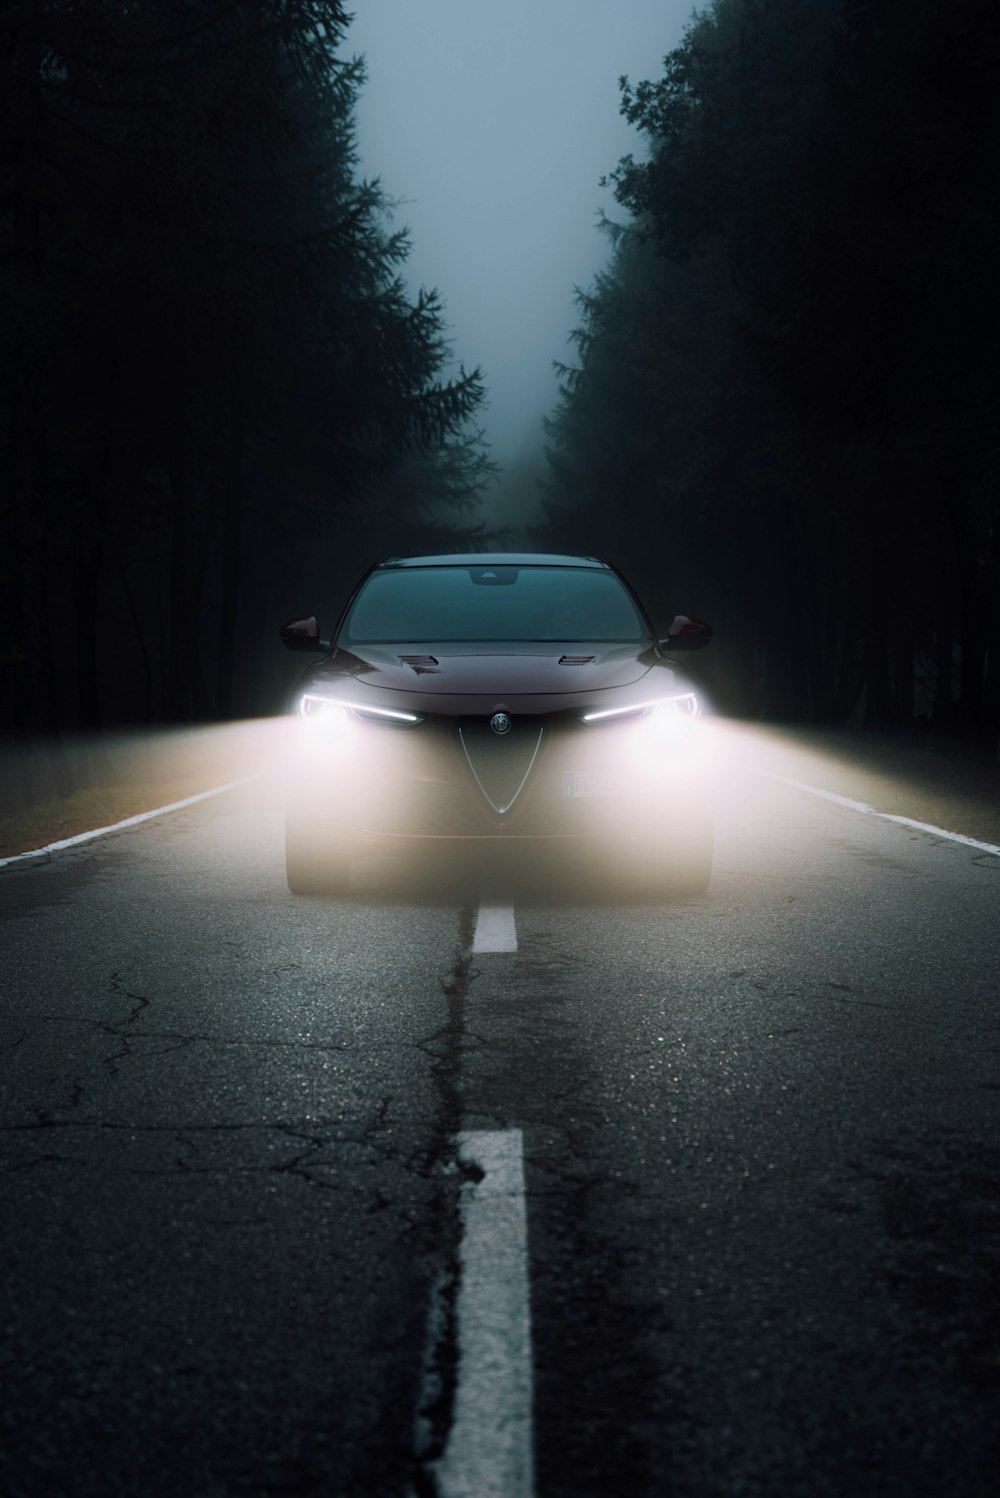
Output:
[
  {"xmin": 279, "ymin": 616, "xmax": 330, "ymax": 652},
  {"xmin": 660, "ymin": 615, "xmax": 713, "ymax": 651}
]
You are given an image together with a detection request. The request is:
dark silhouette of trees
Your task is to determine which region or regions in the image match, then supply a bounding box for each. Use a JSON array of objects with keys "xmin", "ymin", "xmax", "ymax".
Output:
[
  {"xmin": 1, "ymin": 1, "xmax": 491, "ymax": 737},
  {"xmin": 538, "ymin": 0, "xmax": 1000, "ymax": 738}
]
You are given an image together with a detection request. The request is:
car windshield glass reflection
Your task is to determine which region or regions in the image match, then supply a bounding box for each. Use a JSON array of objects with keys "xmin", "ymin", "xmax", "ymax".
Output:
[{"xmin": 341, "ymin": 566, "xmax": 649, "ymax": 644}]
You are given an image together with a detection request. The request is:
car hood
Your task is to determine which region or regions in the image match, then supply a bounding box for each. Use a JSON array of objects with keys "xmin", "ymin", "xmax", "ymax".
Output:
[{"xmin": 324, "ymin": 643, "xmax": 657, "ymax": 695}]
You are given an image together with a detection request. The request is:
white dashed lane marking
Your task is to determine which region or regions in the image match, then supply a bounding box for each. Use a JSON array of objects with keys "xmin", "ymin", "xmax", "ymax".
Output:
[
  {"xmin": 433, "ymin": 1130, "xmax": 535, "ymax": 1498},
  {"xmin": 473, "ymin": 903, "xmax": 518, "ymax": 953}
]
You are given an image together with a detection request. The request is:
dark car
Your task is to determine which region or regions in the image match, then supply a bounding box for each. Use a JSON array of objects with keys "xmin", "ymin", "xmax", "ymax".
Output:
[{"xmin": 279, "ymin": 553, "xmax": 714, "ymax": 896}]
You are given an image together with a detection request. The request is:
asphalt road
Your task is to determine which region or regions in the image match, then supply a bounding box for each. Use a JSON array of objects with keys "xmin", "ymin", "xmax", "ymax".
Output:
[{"xmin": 1, "ymin": 751, "xmax": 998, "ymax": 1497}]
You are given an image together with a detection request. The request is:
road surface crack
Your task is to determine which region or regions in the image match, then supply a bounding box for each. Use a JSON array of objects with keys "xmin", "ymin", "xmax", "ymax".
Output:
[{"xmin": 108, "ymin": 969, "xmax": 151, "ymax": 1024}]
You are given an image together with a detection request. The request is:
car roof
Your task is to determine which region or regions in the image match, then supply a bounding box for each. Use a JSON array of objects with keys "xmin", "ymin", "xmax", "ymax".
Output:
[{"xmin": 376, "ymin": 553, "xmax": 610, "ymax": 569}]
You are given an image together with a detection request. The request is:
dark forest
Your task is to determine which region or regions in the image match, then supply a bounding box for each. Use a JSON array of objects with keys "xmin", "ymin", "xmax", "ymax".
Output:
[
  {"xmin": 2, "ymin": 0, "xmax": 493, "ymax": 739},
  {"xmin": 538, "ymin": 0, "xmax": 1000, "ymax": 739}
]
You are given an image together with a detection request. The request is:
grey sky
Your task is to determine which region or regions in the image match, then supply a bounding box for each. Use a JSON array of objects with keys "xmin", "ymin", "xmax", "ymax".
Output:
[{"xmin": 344, "ymin": 1, "xmax": 696, "ymax": 527}]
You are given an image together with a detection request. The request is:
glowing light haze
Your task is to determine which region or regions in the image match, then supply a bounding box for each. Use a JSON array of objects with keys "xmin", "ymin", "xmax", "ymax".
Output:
[{"xmin": 346, "ymin": 0, "xmax": 695, "ymax": 530}]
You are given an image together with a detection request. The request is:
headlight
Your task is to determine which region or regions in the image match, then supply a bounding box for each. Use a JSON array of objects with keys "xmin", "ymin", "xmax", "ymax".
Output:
[
  {"xmin": 580, "ymin": 693, "xmax": 699, "ymax": 746},
  {"xmin": 297, "ymin": 694, "xmax": 423, "ymax": 736},
  {"xmin": 645, "ymin": 695, "xmax": 699, "ymax": 745}
]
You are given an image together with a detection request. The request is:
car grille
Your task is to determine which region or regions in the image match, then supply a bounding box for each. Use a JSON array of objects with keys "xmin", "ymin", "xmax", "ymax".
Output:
[
  {"xmin": 454, "ymin": 716, "xmax": 544, "ymax": 814},
  {"xmin": 386, "ymin": 781, "xmax": 495, "ymax": 837}
]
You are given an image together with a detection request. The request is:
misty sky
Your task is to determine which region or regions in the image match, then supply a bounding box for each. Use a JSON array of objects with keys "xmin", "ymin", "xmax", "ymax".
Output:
[{"xmin": 345, "ymin": 0, "xmax": 696, "ymax": 527}]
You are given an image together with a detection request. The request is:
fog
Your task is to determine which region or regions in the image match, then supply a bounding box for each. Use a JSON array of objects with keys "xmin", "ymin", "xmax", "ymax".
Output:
[{"xmin": 346, "ymin": 0, "xmax": 695, "ymax": 534}]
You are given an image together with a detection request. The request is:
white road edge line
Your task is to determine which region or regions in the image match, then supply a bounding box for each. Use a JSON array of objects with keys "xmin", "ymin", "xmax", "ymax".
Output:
[
  {"xmin": 473, "ymin": 902, "xmax": 518, "ymax": 953},
  {"xmin": 434, "ymin": 1129, "xmax": 535, "ymax": 1498},
  {"xmin": 755, "ymin": 769, "xmax": 1000, "ymax": 857},
  {"xmin": 876, "ymin": 811, "xmax": 1000, "ymax": 855},
  {"xmin": 0, "ymin": 772, "xmax": 271, "ymax": 869}
]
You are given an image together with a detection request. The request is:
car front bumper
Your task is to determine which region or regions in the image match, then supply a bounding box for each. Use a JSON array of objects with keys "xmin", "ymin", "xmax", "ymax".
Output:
[{"xmin": 286, "ymin": 712, "xmax": 713, "ymax": 853}]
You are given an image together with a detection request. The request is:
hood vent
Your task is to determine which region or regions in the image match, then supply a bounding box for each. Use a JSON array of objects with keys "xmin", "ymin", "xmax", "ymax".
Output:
[
  {"xmin": 559, "ymin": 654, "xmax": 596, "ymax": 665},
  {"xmin": 399, "ymin": 653, "xmax": 439, "ymax": 669}
]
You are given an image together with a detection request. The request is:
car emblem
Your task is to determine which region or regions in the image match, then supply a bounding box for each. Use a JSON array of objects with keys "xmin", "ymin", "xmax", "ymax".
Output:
[{"xmin": 490, "ymin": 712, "xmax": 512, "ymax": 736}]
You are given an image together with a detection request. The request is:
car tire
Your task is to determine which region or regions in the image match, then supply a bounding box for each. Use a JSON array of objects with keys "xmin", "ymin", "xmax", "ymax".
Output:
[{"xmin": 285, "ymin": 810, "xmax": 352, "ymax": 896}]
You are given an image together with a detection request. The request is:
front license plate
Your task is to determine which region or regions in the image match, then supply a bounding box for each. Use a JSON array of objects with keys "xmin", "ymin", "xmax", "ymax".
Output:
[{"xmin": 563, "ymin": 771, "xmax": 624, "ymax": 798}]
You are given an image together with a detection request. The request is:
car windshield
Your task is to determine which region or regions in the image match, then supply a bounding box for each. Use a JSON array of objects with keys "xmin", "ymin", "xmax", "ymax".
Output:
[{"xmin": 340, "ymin": 565, "xmax": 649, "ymax": 644}]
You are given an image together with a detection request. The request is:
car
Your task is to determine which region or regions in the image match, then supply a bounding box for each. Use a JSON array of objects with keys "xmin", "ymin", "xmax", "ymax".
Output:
[{"xmin": 278, "ymin": 552, "xmax": 714, "ymax": 897}]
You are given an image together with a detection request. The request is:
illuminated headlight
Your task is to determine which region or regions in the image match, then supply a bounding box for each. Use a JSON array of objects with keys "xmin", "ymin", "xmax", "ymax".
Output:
[
  {"xmin": 297, "ymin": 694, "xmax": 422, "ymax": 735},
  {"xmin": 581, "ymin": 693, "xmax": 699, "ymax": 745},
  {"xmin": 297, "ymin": 696, "xmax": 351, "ymax": 745},
  {"xmin": 646, "ymin": 695, "xmax": 699, "ymax": 744}
]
